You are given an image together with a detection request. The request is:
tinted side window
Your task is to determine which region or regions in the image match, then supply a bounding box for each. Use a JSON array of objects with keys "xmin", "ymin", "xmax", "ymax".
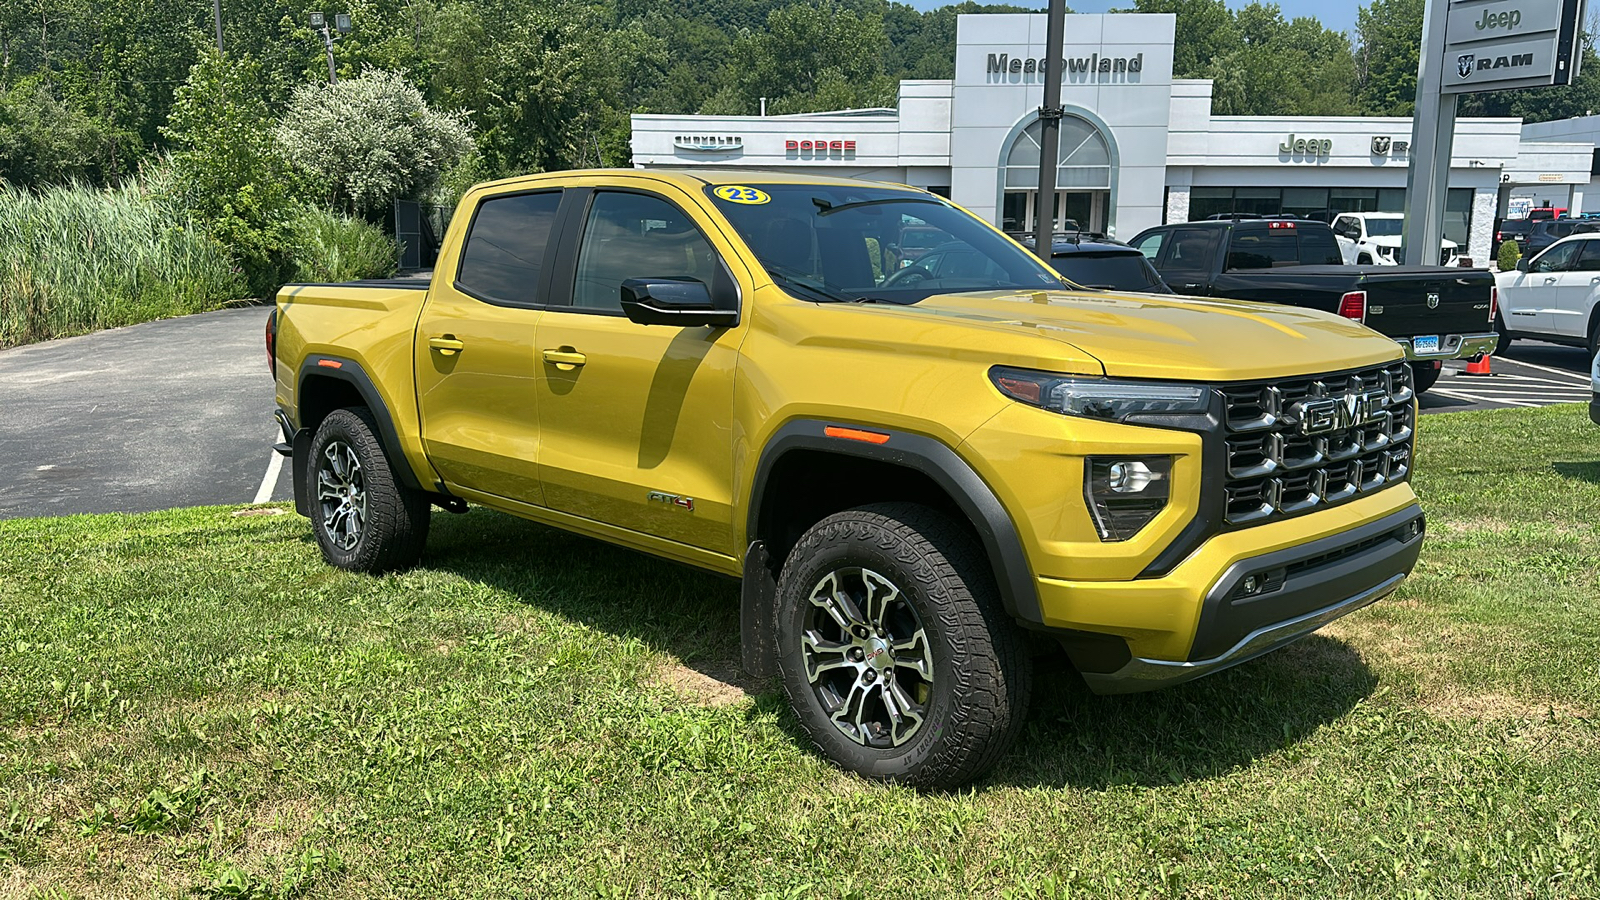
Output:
[
  {"xmin": 1574, "ymin": 240, "xmax": 1600, "ymax": 272},
  {"xmin": 1157, "ymin": 228, "xmax": 1221, "ymax": 275},
  {"xmin": 1131, "ymin": 231, "xmax": 1164, "ymax": 259},
  {"xmin": 572, "ymin": 192, "xmax": 720, "ymax": 312},
  {"xmin": 456, "ymin": 191, "xmax": 562, "ymax": 304},
  {"xmin": 1531, "ymin": 241, "xmax": 1579, "ymax": 273}
]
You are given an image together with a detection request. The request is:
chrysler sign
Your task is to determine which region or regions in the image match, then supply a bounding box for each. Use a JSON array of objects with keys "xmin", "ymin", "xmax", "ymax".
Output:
[{"xmin": 1440, "ymin": 0, "xmax": 1585, "ymax": 94}]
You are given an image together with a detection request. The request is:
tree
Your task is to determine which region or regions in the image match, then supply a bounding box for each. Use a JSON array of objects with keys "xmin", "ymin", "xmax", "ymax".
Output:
[
  {"xmin": 718, "ymin": 1, "xmax": 896, "ymax": 115},
  {"xmin": 0, "ymin": 78, "xmax": 116, "ymax": 184},
  {"xmin": 1208, "ymin": 4, "xmax": 1356, "ymax": 116},
  {"xmin": 163, "ymin": 44, "xmax": 300, "ymax": 294},
  {"xmin": 1354, "ymin": 0, "xmax": 1424, "ymax": 115},
  {"xmin": 1125, "ymin": 0, "xmax": 1238, "ymax": 80},
  {"xmin": 276, "ymin": 69, "xmax": 474, "ymax": 216}
]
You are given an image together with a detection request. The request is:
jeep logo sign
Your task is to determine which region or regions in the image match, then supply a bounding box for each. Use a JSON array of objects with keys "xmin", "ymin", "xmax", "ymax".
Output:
[
  {"xmin": 1441, "ymin": 0, "xmax": 1578, "ymax": 94},
  {"xmin": 1475, "ymin": 8, "xmax": 1523, "ymax": 31},
  {"xmin": 1293, "ymin": 390, "xmax": 1389, "ymax": 436}
]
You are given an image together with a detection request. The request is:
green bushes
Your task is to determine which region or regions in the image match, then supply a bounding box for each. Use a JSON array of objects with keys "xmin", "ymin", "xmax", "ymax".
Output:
[
  {"xmin": 287, "ymin": 207, "xmax": 399, "ymax": 284},
  {"xmin": 1498, "ymin": 239, "xmax": 1522, "ymax": 272},
  {"xmin": 0, "ymin": 181, "xmax": 244, "ymax": 348}
]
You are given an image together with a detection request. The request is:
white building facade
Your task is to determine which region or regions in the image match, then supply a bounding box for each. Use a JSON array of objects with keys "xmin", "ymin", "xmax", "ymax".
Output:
[{"xmin": 631, "ymin": 12, "xmax": 1596, "ymax": 265}]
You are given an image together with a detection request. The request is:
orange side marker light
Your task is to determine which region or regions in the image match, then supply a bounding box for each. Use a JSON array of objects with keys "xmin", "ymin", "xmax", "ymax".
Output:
[{"xmin": 824, "ymin": 426, "xmax": 890, "ymax": 445}]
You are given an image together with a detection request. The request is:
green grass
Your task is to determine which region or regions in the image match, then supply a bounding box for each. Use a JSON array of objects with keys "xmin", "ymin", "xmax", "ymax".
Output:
[
  {"xmin": 0, "ymin": 180, "xmax": 246, "ymax": 348},
  {"xmin": 2, "ymin": 405, "xmax": 1599, "ymax": 897}
]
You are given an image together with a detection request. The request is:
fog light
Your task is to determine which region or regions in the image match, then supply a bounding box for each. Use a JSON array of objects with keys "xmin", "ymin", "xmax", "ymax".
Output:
[
  {"xmin": 1085, "ymin": 456, "xmax": 1173, "ymax": 541},
  {"xmin": 1242, "ymin": 574, "xmax": 1260, "ymax": 594}
]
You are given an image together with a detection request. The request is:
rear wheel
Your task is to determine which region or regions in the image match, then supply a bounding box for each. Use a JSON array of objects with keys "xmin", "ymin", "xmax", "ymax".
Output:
[
  {"xmin": 1494, "ymin": 311, "xmax": 1515, "ymax": 353},
  {"xmin": 774, "ymin": 502, "xmax": 1031, "ymax": 790},
  {"xmin": 1410, "ymin": 360, "xmax": 1442, "ymax": 393},
  {"xmin": 308, "ymin": 407, "xmax": 430, "ymax": 573}
]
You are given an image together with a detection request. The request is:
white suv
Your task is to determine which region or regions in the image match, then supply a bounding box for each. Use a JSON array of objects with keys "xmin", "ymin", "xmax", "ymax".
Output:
[
  {"xmin": 1332, "ymin": 212, "xmax": 1460, "ymax": 267},
  {"xmin": 1497, "ymin": 233, "xmax": 1600, "ymax": 358}
]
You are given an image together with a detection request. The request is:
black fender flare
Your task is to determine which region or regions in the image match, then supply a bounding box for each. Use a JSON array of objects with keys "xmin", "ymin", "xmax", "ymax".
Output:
[
  {"xmin": 740, "ymin": 420, "xmax": 1043, "ymax": 678},
  {"xmin": 293, "ymin": 355, "xmax": 427, "ymax": 495}
]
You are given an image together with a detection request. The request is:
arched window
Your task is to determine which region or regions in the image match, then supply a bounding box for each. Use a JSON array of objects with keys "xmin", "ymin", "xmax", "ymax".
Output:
[{"xmin": 1003, "ymin": 115, "xmax": 1111, "ymax": 190}]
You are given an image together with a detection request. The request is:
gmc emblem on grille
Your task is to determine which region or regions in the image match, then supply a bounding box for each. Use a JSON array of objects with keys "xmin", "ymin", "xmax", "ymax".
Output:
[{"xmin": 1293, "ymin": 389, "xmax": 1388, "ymax": 435}]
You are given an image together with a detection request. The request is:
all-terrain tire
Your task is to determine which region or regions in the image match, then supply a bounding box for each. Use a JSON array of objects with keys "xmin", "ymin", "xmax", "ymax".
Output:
[
  {"xmin": 774, "ymin": 502, "xmax": 1031, "ymax": 790},
  {"xmin": 307, "ymin": 407, "xmax": 430, "ymax": 573},
  {"xmin": 1410, "ymin": 360, "xmax": 1441, "ymax": 394}
]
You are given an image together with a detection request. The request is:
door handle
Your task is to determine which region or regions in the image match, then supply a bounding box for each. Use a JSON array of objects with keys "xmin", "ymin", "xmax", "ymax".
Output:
[
  {"xmin": 429, "ymin": 336, "xmax": 465, "ymax": 355},
  {"xmin": 542, "ymin": 348, "xmax": 587, "ymax": 369},
  {"xmin": 1544, "ymin": 277, "xmax": 1559, "ymax": 284}
]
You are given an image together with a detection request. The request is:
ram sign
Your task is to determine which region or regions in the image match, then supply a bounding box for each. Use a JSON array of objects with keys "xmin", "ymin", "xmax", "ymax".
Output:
[{"xmin": 1441, "ymin": 0, "xmax": 1586, "ymax": 94}]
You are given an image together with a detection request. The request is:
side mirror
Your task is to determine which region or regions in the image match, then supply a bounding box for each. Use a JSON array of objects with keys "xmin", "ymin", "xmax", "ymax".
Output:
[
  {"xmin": 620, "ymin": 278, "xmax": 739, "ymax": 328},
  {"xmin": 1516, "ymin": 258, "xmax": 1530, "ymax": 273}
]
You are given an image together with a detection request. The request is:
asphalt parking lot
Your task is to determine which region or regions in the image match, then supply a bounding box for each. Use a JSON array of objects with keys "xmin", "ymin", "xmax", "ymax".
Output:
[
  {"xmin": 1419, "ymin": 342, "xmax": 1595, "ymax": 413},
  {"xmin": 0, "ymin": 307, "xmax": 291, "ymax": 520},
  {"xmin": 0, "ymin": 308, "xmax": 1594, "ymax": 519}
]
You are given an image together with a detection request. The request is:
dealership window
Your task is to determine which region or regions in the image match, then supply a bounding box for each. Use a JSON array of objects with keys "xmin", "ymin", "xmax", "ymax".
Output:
[{"xmin": 1183, "ymin": 186, "xmax": 1475, "ymax": 248}]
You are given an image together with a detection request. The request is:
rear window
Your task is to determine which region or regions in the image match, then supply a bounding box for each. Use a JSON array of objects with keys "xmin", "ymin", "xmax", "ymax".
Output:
[
  {"xmin": 1226, "ymin": 224, "xmax": 1342, "ymax": 270},
  {"xmin": 1053, "ymin": 251, "xmax": 1168, "ymax": 292},
  {"xmin": 456, "ymin": 191, "xmax": 562, "ymax": 304}
]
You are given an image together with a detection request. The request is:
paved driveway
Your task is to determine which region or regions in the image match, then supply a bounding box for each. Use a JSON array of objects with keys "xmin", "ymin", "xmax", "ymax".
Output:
[{"xmin": 0, "ymin": 307, "xmax": 288, "ymax": 519}]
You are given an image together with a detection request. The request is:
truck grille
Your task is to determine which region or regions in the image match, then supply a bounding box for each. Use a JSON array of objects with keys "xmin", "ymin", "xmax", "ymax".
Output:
[{"xmin": 1220, "ymin": 362, "xmax": 1414, "ymax": 526}]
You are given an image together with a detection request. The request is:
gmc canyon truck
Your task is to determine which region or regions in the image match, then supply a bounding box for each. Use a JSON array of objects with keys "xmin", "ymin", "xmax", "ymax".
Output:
[
  {"xmin": 1129, "ymin": 218, "xmax": 1498, "ymax": 393},
  {"xmin": 268, "ymin": 170, "xmax": 1425, "ymax": 789}
]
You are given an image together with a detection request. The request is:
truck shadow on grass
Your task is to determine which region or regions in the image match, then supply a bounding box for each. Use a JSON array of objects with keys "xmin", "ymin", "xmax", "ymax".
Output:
[
  {"xmin": 421, "ymin": 508, "xmax": 1377, "ymax": 791},
  {"xmin": 1552, "ymin": 461, "xmax": 1600, "ymax": 484}
]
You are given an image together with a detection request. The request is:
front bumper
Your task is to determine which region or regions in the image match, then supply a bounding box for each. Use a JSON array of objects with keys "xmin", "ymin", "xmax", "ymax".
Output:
[
  {"xmin": 1073, "ymin": 502, "xmax": 1425, "ymax": 694},
  {"xmin": 1397, "ymin": 332, "xmax": 1499, "ymax": 362}
]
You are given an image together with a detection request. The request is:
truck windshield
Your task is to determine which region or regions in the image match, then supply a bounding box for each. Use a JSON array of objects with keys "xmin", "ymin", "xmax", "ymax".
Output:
[
  {"xmin": 706, "ymin": 184, "xmax": 1065, "ymax": 303},
  {"xmin": 1364, "ymin": 218, "xmax": 1404, "ymax": 237}
]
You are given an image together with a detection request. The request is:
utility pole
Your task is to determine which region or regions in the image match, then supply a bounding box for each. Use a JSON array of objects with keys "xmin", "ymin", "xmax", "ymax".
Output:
[
  {"xmin": 1034, "ymin": 0, "xmax": 1067, "ymax": 259},
  {"xmin": 212, "ymin": 0, "xmax": 224, "ymax": 54},
  {"xmin": 310, "ymin": 12, "xmax": 351, "ymax": 85}
]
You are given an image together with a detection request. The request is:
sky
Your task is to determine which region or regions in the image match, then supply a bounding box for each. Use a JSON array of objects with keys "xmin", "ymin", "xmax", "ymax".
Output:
[{"xmin": 902, "ymin": 1, "xmax": 1363, "ymax": 34}]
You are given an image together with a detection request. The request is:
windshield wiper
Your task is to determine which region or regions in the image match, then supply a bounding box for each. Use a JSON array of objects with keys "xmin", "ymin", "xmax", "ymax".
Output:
[
  {"xmin": 755, "ymin": 258, "xmax": 849, "ymax": 303},
  {"xmin": 813, "ymin": 196, "xmax": 946, "ymax": 217}
]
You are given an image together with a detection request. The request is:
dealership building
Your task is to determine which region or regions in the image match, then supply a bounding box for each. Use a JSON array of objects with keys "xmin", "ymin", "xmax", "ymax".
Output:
[{"xmin": 631, "ymin": 12, "xmax": 1600, "ymax": 264}]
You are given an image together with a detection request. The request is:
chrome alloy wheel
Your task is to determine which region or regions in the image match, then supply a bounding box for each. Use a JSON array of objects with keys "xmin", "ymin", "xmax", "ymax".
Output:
[
  {"xmin": 802, "ymin": 567, "xmax": 935, "ymax": 748},
  {"xmin": 317, "ymin": 440, "xmax": 367, "ymax": 551}
]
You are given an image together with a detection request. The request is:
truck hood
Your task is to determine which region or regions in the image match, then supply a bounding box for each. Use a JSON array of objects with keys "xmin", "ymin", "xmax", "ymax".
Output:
[{"xmin": 900, "ymin": 289, "xmax": 1402, "ymax": 381}]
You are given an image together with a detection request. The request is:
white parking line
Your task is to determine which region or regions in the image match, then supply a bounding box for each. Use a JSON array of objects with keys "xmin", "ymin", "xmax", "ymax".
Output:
[
  {"xmin": 1494, "ymin": 356, "xmax": 1593, "ymax": 383},
  {"xmin": 1430, "ymin": 388, "xmax": 1540, "ymax": 407},
  {"xmin": 252, "ymin": 433, "xmax": 285, "ymax": 505},
  {"xmin": 1448, "ymin": 381, "xmax": 1592, "ymax": 395}
]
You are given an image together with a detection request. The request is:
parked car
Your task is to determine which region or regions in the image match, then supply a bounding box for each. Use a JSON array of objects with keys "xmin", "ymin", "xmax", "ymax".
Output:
[
  {"xmin": 1331, "ymin": 212, "xmax": 1459, "ymax": 267},
  {"xmin": 1524, "ymin": 218, "xmax": 1600, "ymax": 256},
  {"xmin": 1128, "ymin": 218, "xmax": 1498, "ymax": 392},
  {"xmin": 267, "ymin": 169, "xmax": 1425, "ymax": 789},
  {"xmin": 1494, "ymin": 233, "xmax": 1600, "ymax": 357},
  {"xmin": 1014, "ymin": 233, "xmax": 1171, "ymax": 293},
  {"xmin": 1495, "ymin": 218, "xmax": 1534, "ymax": 253}
]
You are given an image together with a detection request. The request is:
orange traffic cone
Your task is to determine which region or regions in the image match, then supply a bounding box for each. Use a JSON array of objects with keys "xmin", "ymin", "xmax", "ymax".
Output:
[{"xmin": 1463, "ymin": 354, "xmax": 1492, "ymax": 376}]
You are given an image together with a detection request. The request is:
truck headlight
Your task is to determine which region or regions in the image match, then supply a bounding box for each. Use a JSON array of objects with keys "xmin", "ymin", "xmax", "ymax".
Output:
[
  {"xmin": 989, "ymin": 367, "xmax": 1209, "ymax": 422},
  {"xmin": 1085, "ymin": 456, "xmax": 1173, "ymax": 541}
]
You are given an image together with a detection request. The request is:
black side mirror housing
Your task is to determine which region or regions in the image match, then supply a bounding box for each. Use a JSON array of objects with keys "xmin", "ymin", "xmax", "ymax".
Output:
[
  {"xmin": 1516, "ymin": 258, "xmax": 1530, "ymax": 273},
  {"xmin": 620, "ymin": 277, "xmax": 739, "ymax": 328}
]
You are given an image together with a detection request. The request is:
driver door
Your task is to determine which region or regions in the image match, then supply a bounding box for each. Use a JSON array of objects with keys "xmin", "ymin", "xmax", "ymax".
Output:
[
  {"xmin": 1510, "ymin": 240, "xmax": 1581, "ymax": 337},
  {"xmin": 533, "ymin": 186, "xmax": 749, "ymax": 559}
]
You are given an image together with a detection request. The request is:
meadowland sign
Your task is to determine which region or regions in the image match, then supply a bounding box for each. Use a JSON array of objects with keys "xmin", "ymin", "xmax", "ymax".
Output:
[
  {"xmin": 1440, "ymin": 0, "xmax": 1585, "ymax": 93},
  {"xmin": 984, "ymin": 52, "xmax": 1145, "ymax": 82}
]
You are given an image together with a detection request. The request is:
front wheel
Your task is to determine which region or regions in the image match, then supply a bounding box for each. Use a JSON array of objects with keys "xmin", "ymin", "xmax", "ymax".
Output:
[
  {"xmin": 1494, "ymin": 312, "xmax": 1515, "ymax": 353},
  {"xmin": 1410, "ymin": 360, "xmax": 1442, "ymax": 393},
  {"xmin": 774, "ymin": 503, "xmax": 1031, "ymax": 790},
  {"xmin": 308, "ymin": 407, "xmax": 430, "ymax": 573}
]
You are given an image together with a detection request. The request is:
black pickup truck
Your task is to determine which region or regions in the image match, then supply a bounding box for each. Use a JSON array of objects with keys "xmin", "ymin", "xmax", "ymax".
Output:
[{"xmin": 1128, "ymin": 218, "xmax": 1497, "ymax": 392}]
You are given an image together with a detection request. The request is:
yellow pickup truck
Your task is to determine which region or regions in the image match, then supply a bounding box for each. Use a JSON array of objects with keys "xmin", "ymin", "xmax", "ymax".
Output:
[{"xmin": 267, "ymin": 169, "xmax": 1424, "ymax": 788}]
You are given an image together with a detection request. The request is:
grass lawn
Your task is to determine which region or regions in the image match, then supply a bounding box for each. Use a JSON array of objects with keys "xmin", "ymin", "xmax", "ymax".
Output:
[{"xmin": 3, "ymin": 405, "xmax": 1599, "ymax": 898}]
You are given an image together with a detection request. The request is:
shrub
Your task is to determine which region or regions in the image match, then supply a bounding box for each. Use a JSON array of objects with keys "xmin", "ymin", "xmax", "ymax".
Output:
[
  {"xmin": 0, "ymin": 180, "xmax": 245, "ymax": 347},
  {"xmin": 288, "ymin": 207, "xmax": 400, "ymax": 284},
  {"xmin": 1498, "ymin": 239, "xmax": 1522, "ymax": 272},
  {"xmin": 163, "ymin": 45, "xmax": 301, "ymax": 296},
  {"xmin": 276, "ymin": 70, "xmax": 474, "ymax": 216}
]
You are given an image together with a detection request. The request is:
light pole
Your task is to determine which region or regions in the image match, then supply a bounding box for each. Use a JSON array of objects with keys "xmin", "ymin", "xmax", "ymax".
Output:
[
  {"xmin": 212, "ymin": 0, "xmax": 224, "ymax": 53},
  {"xmin": 1034, "ymin": 0, "xmax": 1067, "ymax": 257},
  {"xmin": 309, "ymin": 12, "xmax": 352, "ymax": 85}
]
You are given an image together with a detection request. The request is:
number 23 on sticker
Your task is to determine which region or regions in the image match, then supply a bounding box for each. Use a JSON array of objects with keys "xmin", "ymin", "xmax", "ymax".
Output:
[{"xmin": 714, "ymin": 185, "xmax": 770, "ymax": 205}]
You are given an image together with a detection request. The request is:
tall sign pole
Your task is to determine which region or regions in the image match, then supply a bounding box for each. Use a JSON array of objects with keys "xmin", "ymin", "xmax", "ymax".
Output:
[
  {"xmin": 1402, "ymin": 1, "xmax": 1454, "ymax": 267},
  {"xmin": 213, "ymin": 0, "xmax": 225, "ymax": 53},
  {"xmin": 1404, "ymin": 0, "xmax": 1586, "ymax": 267},
  {"xmin": 1034, "ymin": 0, "xmax": 1067, "ymax": 257}
]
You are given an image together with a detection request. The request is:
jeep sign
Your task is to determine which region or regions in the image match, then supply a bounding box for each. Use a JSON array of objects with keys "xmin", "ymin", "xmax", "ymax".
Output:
[{"xmin": 1440, "ymin": 0, "xmax": 1585, "ymax": 94}]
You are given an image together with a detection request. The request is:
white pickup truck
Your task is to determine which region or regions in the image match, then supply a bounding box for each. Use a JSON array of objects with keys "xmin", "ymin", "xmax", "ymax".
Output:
[{"xmin": 1332, "ymin": 212, "xmax": 1460, "ymax": 267}]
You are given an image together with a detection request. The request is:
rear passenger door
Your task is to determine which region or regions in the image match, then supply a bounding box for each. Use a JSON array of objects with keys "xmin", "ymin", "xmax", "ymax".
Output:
[
  {"xmin": 532, "ymin": 185, "xmax": 750, "ymax": 560},
  {"xmin": 415, "ymin": 189, "xmax": 562, "ymax": 504}
]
